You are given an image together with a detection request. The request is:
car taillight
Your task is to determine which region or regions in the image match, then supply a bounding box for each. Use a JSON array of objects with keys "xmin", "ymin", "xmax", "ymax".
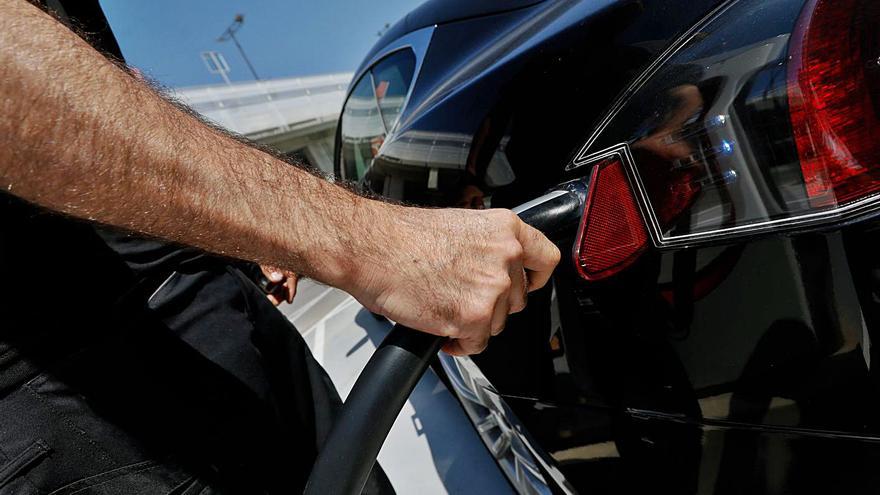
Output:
[
  {"xmin": 574, "ymin": 156, "xmax": 648, "ymax": 281},
  {"xmin": 569, "ymin": 0, "xmax": 880, "ymax": 281},
  {"xmin": 788, "ymin": 0, "xmax": 880, "ymax": 208}
]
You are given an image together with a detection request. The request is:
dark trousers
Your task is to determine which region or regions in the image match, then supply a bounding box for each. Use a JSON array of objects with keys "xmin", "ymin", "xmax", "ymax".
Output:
[{"xmin": 0, "ymin": 261, "xmax": 392, "ymax": 494}]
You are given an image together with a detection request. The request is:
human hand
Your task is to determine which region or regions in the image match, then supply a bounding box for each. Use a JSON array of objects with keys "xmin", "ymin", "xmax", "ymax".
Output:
[
  {"xmin": 344, "ymin": 206, "xmax": 560, "ymax": 356},
  {"xmin": 260, "ymin": 265, "xmax": 298, "ymax": 306}
]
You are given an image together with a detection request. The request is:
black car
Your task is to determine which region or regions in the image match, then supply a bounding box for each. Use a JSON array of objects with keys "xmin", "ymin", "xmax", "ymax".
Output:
[{"xmin": 334, "ymin": 0, "xmax": 880, "ymax": 493}]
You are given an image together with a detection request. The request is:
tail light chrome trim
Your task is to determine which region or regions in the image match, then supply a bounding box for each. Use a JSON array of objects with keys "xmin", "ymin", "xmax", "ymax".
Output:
[
  {"xmin": 566, "ymin": 0, "xmax": 739, "ymax": 171},
  {"xmin": 584, "ymin": 143, "xmax": 880, "ymax": 249}
]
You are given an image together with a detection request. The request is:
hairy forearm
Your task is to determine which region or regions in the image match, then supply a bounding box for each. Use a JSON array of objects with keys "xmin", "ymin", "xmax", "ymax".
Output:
[
  {"xmin": 0, "ymin": 0, "xmax": 379, "ymax": 287},
  {"xmin": 0, "ymin": 1, "xmax": 563, "ymax": 354}
]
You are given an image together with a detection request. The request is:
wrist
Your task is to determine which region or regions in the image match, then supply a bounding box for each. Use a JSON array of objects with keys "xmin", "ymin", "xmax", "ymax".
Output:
[{"xmin": 312, "ymin": 192, "xmax": 397, "ymax": 296}]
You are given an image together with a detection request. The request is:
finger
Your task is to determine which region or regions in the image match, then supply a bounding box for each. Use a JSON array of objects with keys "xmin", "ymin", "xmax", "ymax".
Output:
[
  {"xmin": 442, "ymin": 339, "xmax": 466, "ymax": 356},
  {"xmin": 267, "ymin": 293, "xmax": 281, "ymax": 306},
  {"xmin": 508, "ymin": 264, "xmax": 527, "ymax": 314},
  {"xmin": 466, "ymin": 335, "xmax": 490, "ymax": 354},
  {"xmin": 444, "ymin": 335, "xmax": 489, "ymax": 356},
  {"xmin": 490, "ymin": 290, "xmax": 510, "ymax": 337},
  {"xmin": 516, "ymin": 222, "xmax": 561, "ymax": 291},
  {"xmin": 285, "ymin": 278, "xmax": 296, "ymax": 303},
  {"xmin": 261, "ymin": 265, "xmax": 285, "ymax": 282},
  {"xmin": 275, "ymin": 287, "xmax": 290, "ymax": 305}
]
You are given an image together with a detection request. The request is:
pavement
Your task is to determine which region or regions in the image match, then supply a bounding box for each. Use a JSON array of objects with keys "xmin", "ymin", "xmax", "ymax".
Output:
[{"xmin": 280, "ymin": 280, "xmax": 513, "ymax": 495}]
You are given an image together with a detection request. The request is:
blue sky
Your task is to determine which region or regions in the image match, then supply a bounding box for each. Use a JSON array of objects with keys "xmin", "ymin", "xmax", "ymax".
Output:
[{"xmin": 100, "ymin": 0, "xmax": 424, "ymax": 88}]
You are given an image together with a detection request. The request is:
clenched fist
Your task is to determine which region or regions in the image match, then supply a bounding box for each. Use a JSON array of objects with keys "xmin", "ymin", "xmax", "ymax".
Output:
[{"xmin": 339, "ymin": 206, "xmax": 561, "ymax": 356}]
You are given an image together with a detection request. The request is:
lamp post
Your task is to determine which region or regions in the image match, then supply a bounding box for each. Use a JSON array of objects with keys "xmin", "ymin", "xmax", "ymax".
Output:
[
  {"xmin": 215, "ymin": 13, "xmax": 287, "ymax": 131},
  {"xmin": 218, "ymin": 14, "xmax": 260, "ymax": 81}
]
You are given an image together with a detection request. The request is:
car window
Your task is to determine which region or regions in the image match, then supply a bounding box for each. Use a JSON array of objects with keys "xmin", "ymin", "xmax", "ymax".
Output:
[
  {"xmin": 340, "ymin": 74, "xmax": 386, "ymax": 181},
  {"xmin": 339, "ymin": 49, "xmax": 416, "ymax": 181},
  {"xmin": 371, "ymin": 50, "xmax": 416, "ymax": 132}
]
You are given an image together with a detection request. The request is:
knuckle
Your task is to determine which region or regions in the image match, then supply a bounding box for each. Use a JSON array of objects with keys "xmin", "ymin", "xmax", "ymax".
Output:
[
  {"xmin": 510, "ymin": 299, "xmax": 527, "ymax": 314},
  {"xmin": 495, "ymin": 275, "xmax": 513, "ymax": 294},
  {"xmin": 504, "ymin": 209, "xmax": 520, "ymax": 227},
  {"xmin": 491, "ymin": 320, "xmax": 506, "ymax": 336},
  {"xmin": 491, "ymin": 209, "xmax": 519, "ymax": 230},
  {"xmin": 506, "ymin": 242, "xmax": 524, "ymax": 261},
  {"xmin": 442, "ymin": 325, "xmax": 462, "ymax": 339}
]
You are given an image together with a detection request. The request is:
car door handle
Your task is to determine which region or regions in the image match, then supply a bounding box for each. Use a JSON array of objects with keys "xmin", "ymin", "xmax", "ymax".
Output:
[{"xmin": 304, "ymin": 183, "xmax": 585, "ymax": 495}]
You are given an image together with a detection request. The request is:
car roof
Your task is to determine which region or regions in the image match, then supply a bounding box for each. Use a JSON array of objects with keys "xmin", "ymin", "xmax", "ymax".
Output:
[
  {"xmin": 354, "ymin": 0, "xmax": 548, "ymax": 79},
  {"xmin": 404, "ymin": 0, "xmax": 548, "ymax": 28}
]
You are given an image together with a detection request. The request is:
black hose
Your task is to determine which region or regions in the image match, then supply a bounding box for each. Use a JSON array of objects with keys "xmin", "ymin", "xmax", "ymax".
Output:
[{"xmin": 304, "ymin": 325, "xmax": 445, "ymax": 495}]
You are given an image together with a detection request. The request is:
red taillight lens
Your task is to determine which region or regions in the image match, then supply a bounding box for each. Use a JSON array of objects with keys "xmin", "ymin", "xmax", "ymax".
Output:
[
  {"xmin": 574, "ymin": 157, "xmax": 648, "ymax": 281},
  {"xmin": 788, "ymin": 0, "xmax": 880, "ymax": 208},
  {"xmin": 569, "ymin": 0, "xmax": 880, "ymax": 282}
]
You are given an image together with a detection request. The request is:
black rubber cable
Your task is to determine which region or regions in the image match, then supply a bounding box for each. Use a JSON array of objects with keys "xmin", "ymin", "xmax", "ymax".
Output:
[{"xmin": 304, "ymin": 326, "xmax": 444, "ymax": 495}]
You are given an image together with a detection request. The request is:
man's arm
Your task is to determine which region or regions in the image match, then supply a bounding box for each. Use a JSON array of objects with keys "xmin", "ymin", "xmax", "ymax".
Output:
[{"xmin": 0, "ymin": 0, "xmax": 560, "ymax": 355}]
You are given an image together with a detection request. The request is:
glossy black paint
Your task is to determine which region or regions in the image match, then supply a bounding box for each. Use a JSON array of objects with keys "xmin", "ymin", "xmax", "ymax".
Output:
[
  {"xmin": 356, "ymin": 0, "xmax": 549, "ymax": 77},
  {"xmin": 338, "ymin": 0, "xmax": 880, "ymax": 493}
]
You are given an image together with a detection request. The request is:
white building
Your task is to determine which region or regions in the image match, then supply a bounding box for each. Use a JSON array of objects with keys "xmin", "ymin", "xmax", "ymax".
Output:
[{"xmin": 174, "ymin": 72, "xmax": 352, "ymax": 173}]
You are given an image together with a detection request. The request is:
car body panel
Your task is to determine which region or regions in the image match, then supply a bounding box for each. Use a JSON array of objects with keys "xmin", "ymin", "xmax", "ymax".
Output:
[
  {"xmin": 337, "ymin": 0, "xmax": 880, "ymax": 492},
  {"xmin": 354, "ymin": 0, "xmax": 550, "ymax": 81}
]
